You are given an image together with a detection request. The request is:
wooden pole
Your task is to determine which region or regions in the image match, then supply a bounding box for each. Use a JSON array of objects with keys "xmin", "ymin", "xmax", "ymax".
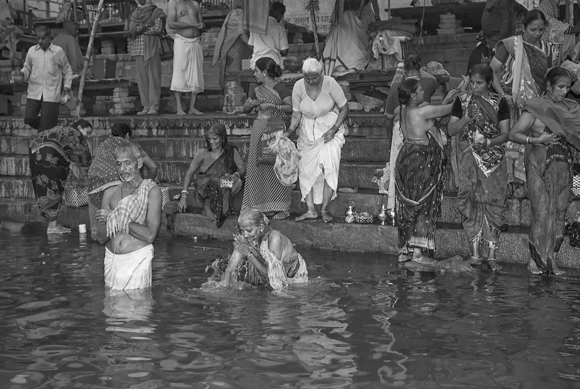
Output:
[
  {"xmin": 307, "ymin": 0, "xmax": 321, "ymax": 60},
  {"xmin": 75, "ymin": 0, "xmax": 105, "ymax": 119}
]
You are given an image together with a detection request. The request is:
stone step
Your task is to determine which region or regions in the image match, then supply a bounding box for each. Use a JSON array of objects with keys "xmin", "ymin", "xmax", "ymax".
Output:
[
  {"xmin": 0, "ymin": 114, "xmax": 390, "ymax": 138},
  {"xmin": 3, "ymin": 176, "xmax": 579, "ymax": 229},
  {"xmin": 0, "ymin": 176, "xmax": 34, "ymax": 199},
  {"xmin": 171, "ymin": 214, "xmax": 580, "ymax": 269},
  {"xmin": 0, "ymin": 198, "xmax": 40, "ymax": 222}
]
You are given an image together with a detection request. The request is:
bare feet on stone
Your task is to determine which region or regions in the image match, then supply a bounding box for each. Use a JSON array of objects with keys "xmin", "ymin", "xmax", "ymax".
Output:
[
  {"xmin": 189, "ymin": 108, "xmax": 203, "ymax": 115},
  {"xmin": 527, "ymin": 259, "xmax": 543, "ymax": 275},
  {"xmin": 551, "ymin": 261, "xmax": 566, "ymax": 276},
  {"xmin": 47, "ymin": 224, "xmax": 71, "ymax": 234},
  {"xmin": 147, "ymin": 109, "xmax": 158, "ymax": 115},
  {"xmin": 321, "ymin": 210, "xmax": 333, "ymax": 223},
  {"xmin": 202, "ymin": 207, "xmax": 216, "ymax": 221},
  {"xmin": 487, "ymin": 259, "xmax": 502, "ymax": 271},
  {"xmin": 412, "ymin": 255, "xmax": 436, "ymax": 265},
  {"xmin": 272, "ymin": 211, "xmax": 290, "ymax": 220},
  {"xmin": 467, "ymin": 256, "xmax": 482, "ymax": 266},
  {"xmin": 176, "ymin": 108, "xmax": 186, "ymax": 116},
  {"xmin": 137, "ymin": 108, "xmax": 148, "ymax": 115},
  {"xmin": 295, "ymin": 211, "xmax": 317, "ymax": 222}
]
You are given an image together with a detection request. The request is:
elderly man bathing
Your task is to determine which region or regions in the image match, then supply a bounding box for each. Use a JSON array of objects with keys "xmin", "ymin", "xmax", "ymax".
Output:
[
  {"xmin": 168, "ymin": 0, "xmax": 204, "ymax": 115},
  {"xmin": 96, "ymin": 142, "xmax": 162, "ymax": 290}
]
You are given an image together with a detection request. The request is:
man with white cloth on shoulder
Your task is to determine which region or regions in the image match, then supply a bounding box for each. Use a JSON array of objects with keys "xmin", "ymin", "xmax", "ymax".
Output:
[
  {"xmin": 96, "ymin": 142, "xmax": 162, "ymax": 290},
  {"xmin": 167, "ymin": 0, "xmax": 205, "ymax": 115},
  {"xmin": 248, "ymin": 2, "xmax": 288, "ymax": 70}
]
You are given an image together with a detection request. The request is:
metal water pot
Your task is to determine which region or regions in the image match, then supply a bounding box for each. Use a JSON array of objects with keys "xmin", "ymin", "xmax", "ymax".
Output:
[{"xmin": 377, "ymin": 205, "xmax": 387, "ymax": 225}]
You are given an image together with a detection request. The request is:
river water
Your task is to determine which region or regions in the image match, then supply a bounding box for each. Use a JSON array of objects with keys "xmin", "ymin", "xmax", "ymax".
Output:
[{"xmin": 0, "ymin": 231, "xmax": 579, "ymax": 389}]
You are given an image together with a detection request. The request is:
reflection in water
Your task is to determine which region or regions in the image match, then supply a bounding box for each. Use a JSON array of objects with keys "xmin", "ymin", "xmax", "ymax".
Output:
[
  {"xmin": 1, "ymin": 233, "xmax": 580, "ymax": 388},
  {"xmin": 100, "ymin": 288, "xmax": 166, "ymax": 389}
]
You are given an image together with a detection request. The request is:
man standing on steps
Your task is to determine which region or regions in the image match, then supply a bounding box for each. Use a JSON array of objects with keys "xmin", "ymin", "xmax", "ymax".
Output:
[
  {"xmin": 248, "ymin": 2, "xmax": 288, "ymax": 70},
  {"xmin": 19, "ymin": 25, "xmax": 73, "ymax": 132},
  {"xmin": 168, "ymin": 0, "xmax": 204, "ymax": 115},
  {"xmin": 96, "ymin": 143, "xmax": 162, "ymax": 290},
  {"xmin": 52, "ymin": 20, "xmax": 84, "ymax": 75},
  {"xmin": 129, "ymin": 0, "xmax": 166, "ymax": 115}
]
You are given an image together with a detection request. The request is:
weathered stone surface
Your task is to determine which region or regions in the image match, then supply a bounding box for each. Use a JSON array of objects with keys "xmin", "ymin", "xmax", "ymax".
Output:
[
  {"xmin": 0, "ymin": 155, "xmax": 29, "ymax": 176},
  {"xmin": 171, "ymin": 215, "xmax": 580, "ymax": 269},
  {"xmin": 0, "ymin": 137, "xmax": 30, "ymax": 155},
  {"xmin": 0, "ymin": 177, "xmax": 34, "ymax": 199}
]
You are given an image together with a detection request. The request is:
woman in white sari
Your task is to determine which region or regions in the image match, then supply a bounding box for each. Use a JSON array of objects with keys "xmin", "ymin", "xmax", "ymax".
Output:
[{"xmin": 287, "ymin": 59, "xmax": 350, "ymax": 223}]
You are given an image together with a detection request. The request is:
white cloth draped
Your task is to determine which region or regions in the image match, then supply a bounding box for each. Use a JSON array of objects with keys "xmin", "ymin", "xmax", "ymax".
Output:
[
  {"xmin": 105, "ymin": 244, "xmax": 153, "ymax": 290},
  {"xmin": 170, "ymin": 34, "xmax": 204, "ymax": 93}
]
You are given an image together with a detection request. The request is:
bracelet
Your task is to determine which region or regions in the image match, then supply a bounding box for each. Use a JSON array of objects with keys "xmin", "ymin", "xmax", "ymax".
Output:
[
  {"xmin": 277, "ymin": 104, "xmax": 281, "ymax": 111},
  {"xmin": 526, "ymin": 136, "xmax": 530, "ymax": 144},
  {"xmin": 180, "ymin": 190, "xmax": 188, "ymax": 196}
]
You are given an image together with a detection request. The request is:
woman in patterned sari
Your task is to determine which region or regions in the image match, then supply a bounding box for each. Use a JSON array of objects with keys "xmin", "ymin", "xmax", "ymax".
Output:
[
  {"xmin": 490, "ymin": 10, "xmax": 556, "ymax": 192},
  {"xmin": 177, "ymin": 123, "xmax": 245, "ymax": 228},
  {"xmin": 29, "ymin": 119, "xmax": 93, "ymax": 234},
  {"xmin": 448, "ymin": 65, "xmax": 510, "ymax": 271},
  {"xmin": 510, "ymin": 67, "xmax": 580, "ymax": 276},
  {"xmin": 396, "ymin": 79, "xmax": 456, "ymax": 263},
  {"xmin": 538, "ymin": 0, "xmax": 580, "ymax": 65},
  {"xmin": 242, "ymin": 57, "xmax": 293, "ymax": 219}
]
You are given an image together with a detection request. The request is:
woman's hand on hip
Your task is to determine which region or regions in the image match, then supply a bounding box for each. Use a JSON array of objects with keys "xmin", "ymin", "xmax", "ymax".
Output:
[{"xmin": 322, "ymin": 128, "xmax": 337, "ymax": 143}]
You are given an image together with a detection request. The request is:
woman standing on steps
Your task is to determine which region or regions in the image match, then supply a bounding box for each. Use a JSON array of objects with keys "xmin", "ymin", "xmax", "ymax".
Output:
[
  {"xmin": 447, "ymin": 64, "xmax": 510, "ymax": 271},
  {"xmin": 287, "ymin": 58, "xmax": 349, "ymax": 223},
  {"xmin": 509, "ymin": 67, "xmax": 580, "ymax": 276},
  {"xmin": 395, "ymin": 79, "xmax": 455, "ymax": 264},
  {"xmin": 241, "ymin": 57, "xmax": 293, "ymax": 220}
]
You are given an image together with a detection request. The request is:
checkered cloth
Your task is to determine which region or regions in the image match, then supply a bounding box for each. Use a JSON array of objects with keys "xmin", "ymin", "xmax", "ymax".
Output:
[{"xmin": 106, "ymin": 179, "xmax": 157, "ymax": 237}]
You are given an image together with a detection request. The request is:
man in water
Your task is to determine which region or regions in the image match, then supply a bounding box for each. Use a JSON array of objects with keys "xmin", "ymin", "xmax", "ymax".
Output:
[
  {"xmin": 168, "ymin": 0, "xmax": 204, "ymax": 115},
  {"xmin": 96, "ymin": 143, "xmax": 162, "ymax": 290}
]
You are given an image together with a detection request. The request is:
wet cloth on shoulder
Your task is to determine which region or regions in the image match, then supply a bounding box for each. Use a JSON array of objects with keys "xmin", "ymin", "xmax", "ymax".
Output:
[{"xmin": 106, "ymin": 179, "xmax": 157, "ymax": 237}]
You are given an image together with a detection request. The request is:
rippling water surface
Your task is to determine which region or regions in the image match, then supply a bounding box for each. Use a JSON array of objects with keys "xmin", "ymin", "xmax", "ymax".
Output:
[{"xmin": 1, "ymin": 231, "xmax": 580, "ymax": 389}]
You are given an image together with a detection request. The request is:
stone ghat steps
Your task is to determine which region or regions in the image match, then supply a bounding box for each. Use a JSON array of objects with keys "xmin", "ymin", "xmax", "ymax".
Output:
[
  {"xmin": 0, "ymin": 136, "xmax": 391, "ymax": 163},
  {"xmin": 0, "ymin": 114, "xmax": 390, "ymax": 138},
  {"xmin": 3, "ymin": 177, "xmax": 578, "ymax": 230},
  {"xmin": 172, "ymin": 214, "xmax": 580, "ymax": 269},
  {"xmin": 0, "ymin": 156, "xmax": 387, "ymax": 190}
]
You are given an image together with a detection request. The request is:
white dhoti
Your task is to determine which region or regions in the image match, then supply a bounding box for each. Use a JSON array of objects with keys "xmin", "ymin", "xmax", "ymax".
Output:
[
  {"xmin": 104, "ymin": 244, "xmax": 153, "ymax": 290},
  {"xmin": 170, "ymin": 34, "xmax": 204, "ymax": 93},
  {"xmin": 297, "ymin": 110, "xmax": 345, "ymax": 204}
]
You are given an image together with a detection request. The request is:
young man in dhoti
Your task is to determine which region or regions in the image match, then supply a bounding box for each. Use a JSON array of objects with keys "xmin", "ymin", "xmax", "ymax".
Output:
[
  {"xmin": 168, "ymin": 0, "xmax": 204, "ymax": 115},
  {"xmin": 96, "ymin": 142, "xmax": 162, "ymax": 290}
]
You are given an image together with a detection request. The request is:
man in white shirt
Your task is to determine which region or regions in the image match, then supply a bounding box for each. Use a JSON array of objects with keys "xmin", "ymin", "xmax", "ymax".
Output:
[
  {"xmin": 19, "ymin": 25, "xmax": 73, "ymax": 132},
  {"xmin": 249, "ymin": 2, "xmax": 288, "ymax": 69}
]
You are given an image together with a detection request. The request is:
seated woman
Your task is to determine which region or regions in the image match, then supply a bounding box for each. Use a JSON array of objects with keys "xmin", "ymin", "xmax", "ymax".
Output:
[
  {"xmin": 287, "ymin": 58, "xmax": 349, "ymax": 223},
  {"xmin": 509, "ymin": 67, "xmax": 580, "ymax": 276},
  {"xmin": 177, "ymin": 123, "xmax": 245, "ymax": 227},
  {"xmin": 447, "ymin": 64, "xmax": 510, "ymax": 271},
  {"xmin": 88, "ymin": 123, "xmax": 158, "ymax": 238},
  {"xmin": 221, "ymin": 208, "xmax": 308, "ymax": 291},
  {"xmin": 396, "ymin": 78, "xmax": 456, "ymax": 263}
]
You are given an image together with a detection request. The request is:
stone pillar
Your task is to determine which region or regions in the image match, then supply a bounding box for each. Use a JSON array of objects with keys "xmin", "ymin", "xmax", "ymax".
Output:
[
  {"xmin": 110, "ymin": 87, "xmax": 136, "ymax": 115},
  {"xmin": 223, "ymin": 81, "xmax": 246, "ymax": 114}
]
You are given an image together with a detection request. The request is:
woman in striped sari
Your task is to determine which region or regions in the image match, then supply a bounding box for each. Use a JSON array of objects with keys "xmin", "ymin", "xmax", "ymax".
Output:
[{"xmin": 241, "ymin": 57, "xmax": 293, "ymax": 219}]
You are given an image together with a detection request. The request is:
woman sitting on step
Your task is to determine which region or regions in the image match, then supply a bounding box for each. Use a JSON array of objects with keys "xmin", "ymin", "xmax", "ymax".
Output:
[
  {"xmin": 219, "ymin": 208, "xmax": 308, "ymax": 291},
  {"xmin": 177, "ymin": 123, "xmax": 245, "ymax": 228},
  {"xmin": 447, "ymin": 64, "xmax": 510, "ymax": 271}
]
